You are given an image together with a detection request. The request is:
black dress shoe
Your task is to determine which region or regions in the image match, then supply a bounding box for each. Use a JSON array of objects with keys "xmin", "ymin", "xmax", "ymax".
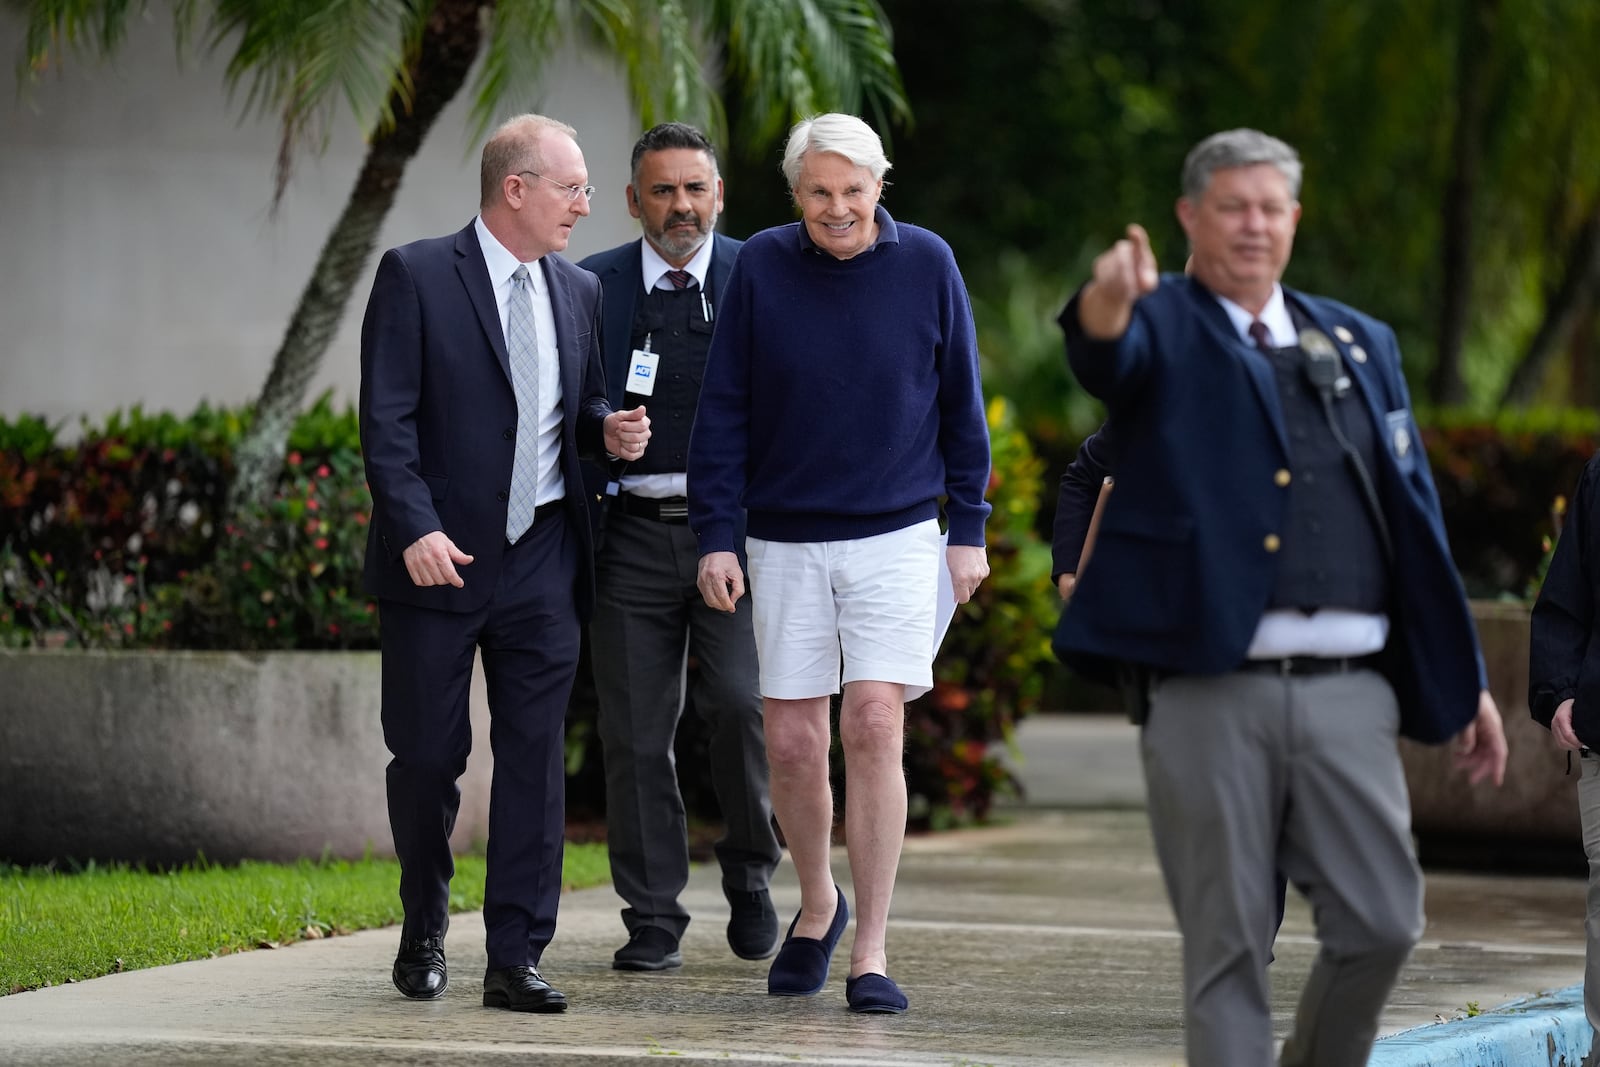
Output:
[
  {"xmin": 724, "ymin": 885, "xmax": 779, "ymax": 960},
  {"xmin": 393, "ymin": 935, "xmax": 448, "ymax": 1000},
  {"xmin": 612, "ymin": 926, "xmax": 683, "ymax": 971},
  {"xmin": 482, "ymin": 966, "xmax": 568, "ymax": 1013}
]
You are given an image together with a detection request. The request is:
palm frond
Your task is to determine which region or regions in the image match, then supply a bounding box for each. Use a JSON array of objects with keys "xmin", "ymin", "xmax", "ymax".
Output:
[
  {"xmin": 209, "ymin": 0, "xmax": 420, "ymax": 200},
  {"xmin": 469, "ymin": 0, "xmax": 564, "ymax": 140},
  {"xmin": 14, "ymin": 0, "xmax": 150, "ymax": 88},
  {"xmin": 565, "ymin": 0, "xmax": 725, "ymax": 144},
  {"xmin": 715, "ymin": 0, "xmax": 908, "ymax": 149}
]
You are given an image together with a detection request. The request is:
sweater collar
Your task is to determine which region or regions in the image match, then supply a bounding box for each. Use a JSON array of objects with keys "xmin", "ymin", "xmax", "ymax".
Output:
[{"xmin": 796, "ymin": 203, "xmax": 899, "ymax": 256}]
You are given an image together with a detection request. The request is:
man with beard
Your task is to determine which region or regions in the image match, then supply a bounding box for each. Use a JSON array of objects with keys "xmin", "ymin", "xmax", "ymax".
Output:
[{"xmin": 579, "ymin": 123, "xmax": 781, "ymax": 973}]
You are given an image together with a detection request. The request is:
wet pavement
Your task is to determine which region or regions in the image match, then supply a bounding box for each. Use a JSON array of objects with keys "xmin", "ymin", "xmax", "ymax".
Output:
[{"xmin": 0, "ymin": 713, "xmax": 1588, "ymax": 1065}]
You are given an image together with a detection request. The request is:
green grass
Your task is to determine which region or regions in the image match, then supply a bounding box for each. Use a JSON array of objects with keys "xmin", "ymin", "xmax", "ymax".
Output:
[{"xmin": 0, "ymin": 844, "xmax": 610, "ymax": 995}]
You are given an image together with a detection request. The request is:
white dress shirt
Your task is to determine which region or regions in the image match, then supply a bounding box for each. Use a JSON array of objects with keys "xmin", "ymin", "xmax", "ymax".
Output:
[
  {"xmin": 639, "ymin": 234, "xmax": 714, "ymax": 293},
  {"xmin": 475, "ymin": 216, "xmax": 565, "ymax": 506}
]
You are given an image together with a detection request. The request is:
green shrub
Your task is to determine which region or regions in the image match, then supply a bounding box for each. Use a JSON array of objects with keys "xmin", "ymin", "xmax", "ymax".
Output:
[
  {"xmin": 901, "ymin": 396, "xmax": 1058, "ymax": 827},
  {"xmin": 0, "ymin": 394, "xmax": 374, "ymax": 651},
  {"xmin": 167, "ymin": 449, "xmax": 377, "ymax": 650},
  {"xmin": 5, "ymin": 394, "xmax": 1055, "ymax": 832},
  {"xmin": 1420, "ymin": 409, "xmax": 1598, "ymax": 598}
]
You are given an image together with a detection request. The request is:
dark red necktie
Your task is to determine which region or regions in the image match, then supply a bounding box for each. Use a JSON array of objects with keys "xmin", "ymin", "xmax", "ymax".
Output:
[
  {"xmin": 665, "ymin": 269, "xmax": 696, "ymax": 290},
  {"xmin": 1248, "ymin": 319, "xmax": 1273, "ymax": 352}
]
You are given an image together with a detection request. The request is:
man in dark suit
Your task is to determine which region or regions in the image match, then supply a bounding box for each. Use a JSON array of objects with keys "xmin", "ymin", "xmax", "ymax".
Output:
[
  {"xmin": 359, "ymin": 113, "xmax": 651, "ymax": 1013},
  {"xmin": 1055, "ymin": 128, "xmax": 1507, "ymax": 1066},
  {"xmin": 578, "ymin": 123, "xmax": 780, "ymax": 972},
  {"xmin": 1530, "ymin": 448, "xmax": 1600, "ymax": 1051}
]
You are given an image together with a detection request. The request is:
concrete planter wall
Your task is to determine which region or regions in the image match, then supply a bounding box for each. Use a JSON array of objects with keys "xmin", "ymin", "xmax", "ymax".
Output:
[
  {"xmin": 1400, "ymin": 600, "xmax": 1579, "ymax": 846},
  {"xmin": 0, "ymin": 649, "xmax": 492, "ymax": 865}
]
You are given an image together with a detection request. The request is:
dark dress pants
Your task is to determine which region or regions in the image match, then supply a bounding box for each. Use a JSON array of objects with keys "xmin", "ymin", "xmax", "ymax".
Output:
[
  {"xmin": 590, "ymin": 513, "xmax": 779, "ymax": 938},
  {"xmin": 379, "ymin": 514, "xmax": 580, "ymax": 970}
]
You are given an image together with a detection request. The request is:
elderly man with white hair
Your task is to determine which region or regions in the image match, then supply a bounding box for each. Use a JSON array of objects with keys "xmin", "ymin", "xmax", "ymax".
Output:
[{"xmin": 687, "ymin": 112, "xmax": 991, "ymax": 1015}]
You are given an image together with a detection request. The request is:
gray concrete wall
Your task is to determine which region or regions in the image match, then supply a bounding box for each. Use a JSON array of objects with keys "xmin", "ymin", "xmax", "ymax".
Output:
[
  {"xmin": 0, "ymin": 8, "xmax": 640, "ymax": 426},
  {"xmin": 1402, "ymin": 600, "xmax": 1577, "ymax": 843},
  {"xmin": 0, "ymin": 648, "xmax": 497, "ymax": 865}
]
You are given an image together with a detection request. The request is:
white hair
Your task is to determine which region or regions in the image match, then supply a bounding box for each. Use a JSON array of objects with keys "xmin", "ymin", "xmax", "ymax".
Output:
[{"xmin": 781, "ymin": 113, "xmax": 892, "ymax": 188}]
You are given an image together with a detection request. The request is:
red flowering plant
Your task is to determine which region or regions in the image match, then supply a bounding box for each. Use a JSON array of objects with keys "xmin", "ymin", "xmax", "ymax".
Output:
[
  {"xmin": 0, "ymin": 546, "xmax": 176, "ymax": 649},
  {"xmin": 0, "ymin": 407, "xmax": 229, "ymax": 649},
  {"xmin": 167, "ymin": 449, "xmax": 377, "ymax": 650},
  {"xmin": 0, "ymin": 398, "xmax": 378, "ymax": 651}
]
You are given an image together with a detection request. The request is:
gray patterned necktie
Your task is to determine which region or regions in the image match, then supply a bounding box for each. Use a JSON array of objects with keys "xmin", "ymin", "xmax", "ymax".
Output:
[{"xmin": 505, "ymin": 264, "xmax": 540, "ymax": 541}]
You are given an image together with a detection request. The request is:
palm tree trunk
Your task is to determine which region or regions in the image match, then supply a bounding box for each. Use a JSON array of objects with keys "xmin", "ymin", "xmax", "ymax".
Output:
[{"xmin": 226, "ymin": 0, "xmax": 489, "ymax": 519}]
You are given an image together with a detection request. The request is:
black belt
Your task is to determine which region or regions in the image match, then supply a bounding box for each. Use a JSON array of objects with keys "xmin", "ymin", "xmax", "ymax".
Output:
[
  {"xmin": 615, "ymin": 493, "xmax": 689, "ymax": 524},
  {"xmin": 506, "ymin": 500, "xmax": 565, "ymax": 546},
  {"xmin": 1238, "ymin": 654, "xmax": 1382, "ymax": 677}
]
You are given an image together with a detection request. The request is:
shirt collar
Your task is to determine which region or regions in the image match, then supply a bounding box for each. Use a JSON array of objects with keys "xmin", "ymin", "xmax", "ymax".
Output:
[
  {"xmin": 796, "ymin": 203, "xmax": 899, "ymax": 255},
  {"xmin": 474, "ymin": 215, "xmax": 545, "ymax": 295},
  {"xmin": 1215, "ymin": 284, "xmax": 1294, "ymax": 347},
  {"xmin": 639, "ymin": 233, "xmax": 716, "ymax": 292}
]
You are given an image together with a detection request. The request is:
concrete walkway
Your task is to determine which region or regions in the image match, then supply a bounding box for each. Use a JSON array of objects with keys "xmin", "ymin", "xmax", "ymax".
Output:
[{"xmin": 0, "ymin": 714, "xmax": 1591, "ymax": 1065}]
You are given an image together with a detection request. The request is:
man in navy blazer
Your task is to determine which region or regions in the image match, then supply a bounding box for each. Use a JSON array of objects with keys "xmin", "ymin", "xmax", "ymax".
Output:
[
  {"xmin": 359, "ymin": 113, "xmax": 651, "ymax": 1013},
  {"xmin": 1055, "ymin": 128, "xmax": 1507, "ymax": 1066},
  {"xmin": 577, "ymin": 123, "xmax": 780, "ymax": 974}
]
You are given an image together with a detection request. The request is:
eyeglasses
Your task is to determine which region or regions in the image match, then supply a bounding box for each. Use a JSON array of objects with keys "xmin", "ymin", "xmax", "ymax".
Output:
[{"xmin": 519, "ymin": 171, "xmax": 595, "ymax": 202}]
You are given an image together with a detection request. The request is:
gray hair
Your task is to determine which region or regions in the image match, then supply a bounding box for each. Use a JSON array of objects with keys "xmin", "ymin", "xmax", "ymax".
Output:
[
  {"xmin": 1181, "ymin": 129, "xmax": 1302, "ymax": 201},
  {"xmin": 480, "ymin": 114, "xmax": 579, "ymax": 208},
  {"xmin": 780, "ymin": 113, "xmax": 892, "ymax": 188}
]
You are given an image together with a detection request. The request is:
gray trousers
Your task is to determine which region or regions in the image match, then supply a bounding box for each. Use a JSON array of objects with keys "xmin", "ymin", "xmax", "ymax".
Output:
[
  {"xmin": 590, "ymin": 513, "xmax": 780, "ymax": 938},
  {"xmin": 1141, "ymin": 669, "xmax": 1423, "ymax": 1067},
  {"xmin": 1578, "ymin": 753, "xmax": 1600, "ymax": 1050}
]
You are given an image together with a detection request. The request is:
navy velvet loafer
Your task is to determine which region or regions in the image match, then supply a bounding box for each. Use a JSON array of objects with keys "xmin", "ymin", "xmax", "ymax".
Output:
[
  {"xmin": 767, "ymin": 885, "xmax": 849, "ymax": 996},
  {"xmin": 845, "ymin": 972, "xmax": 908, "ymax": 1014}
]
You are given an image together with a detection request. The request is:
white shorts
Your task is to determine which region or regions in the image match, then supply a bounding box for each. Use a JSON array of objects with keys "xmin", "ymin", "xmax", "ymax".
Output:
[{"xmin": 745, "ymin": 519, "xmax": 942, "ymax": 701}]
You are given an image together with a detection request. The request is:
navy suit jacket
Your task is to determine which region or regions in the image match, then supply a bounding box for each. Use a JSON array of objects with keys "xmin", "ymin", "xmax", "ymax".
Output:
[
  {"xmin": 575, "ymin": 234, "xmax": 744, "ymax": 547},
  {"xmin": 1054, "ymin": 274, "xmax": 1485, "ymax": 743},
  {"xmin": 1530, "ymin": 451, "xmax": 1600, "ymax": 744},
  {"xmin": 358, "ymin": 220, "xmax": 611, "ymax": 620}
]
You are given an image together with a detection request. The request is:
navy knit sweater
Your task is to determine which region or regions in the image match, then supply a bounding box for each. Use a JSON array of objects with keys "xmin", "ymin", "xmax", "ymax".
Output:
[{"xmin": 687, "ymin": 206, "xmax": 991, "ymax": 553}]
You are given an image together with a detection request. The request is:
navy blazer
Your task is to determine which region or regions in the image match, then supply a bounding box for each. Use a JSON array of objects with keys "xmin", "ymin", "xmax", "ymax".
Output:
[
  {"xmin": 575, "ymin": 234, "xmax": 744, "ymax": 541},
  {"xmin": 1530, "ymin": 451, "xmax": 1600, "ymax": 744},
  {"xmin": 1054, "ymin": 274, "xmax": 1485, "ymax": 744},
  {"xmin": 358, "ymin": 221, "xmax": 611, "ymax": 620}
]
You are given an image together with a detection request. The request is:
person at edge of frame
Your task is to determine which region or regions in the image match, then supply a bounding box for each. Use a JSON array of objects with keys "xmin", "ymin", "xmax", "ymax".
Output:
[
  {"xmin": 1053, "ymin": 126, "xmax": 1508, "ymax": 1066},
  {"xmin": 1529, "ymin": 448, "xmax": 1600, "ymax": 1060}
]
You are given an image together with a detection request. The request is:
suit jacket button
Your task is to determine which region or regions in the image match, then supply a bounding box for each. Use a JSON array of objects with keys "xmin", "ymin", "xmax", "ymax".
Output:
[
  {"xmin": 497, "ymin": 490, "xmax": 509, "ymax": 501},
  {"xmin": 1263, "ymin": 534, "xmax": 1281, "ymax": 553},
  {"xmin": 503, "ymin": 429, "xmax": 514, "ymax": 440},
  {"xmin": 1274, "ymin": 469, "xmax": 1291, "ymax": 487}
]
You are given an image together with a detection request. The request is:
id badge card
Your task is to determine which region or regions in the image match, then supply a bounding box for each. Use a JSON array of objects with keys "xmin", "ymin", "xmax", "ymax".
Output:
[{"xmin": 626, "ymin": 349, "xmax": 660, "ymax": 397}]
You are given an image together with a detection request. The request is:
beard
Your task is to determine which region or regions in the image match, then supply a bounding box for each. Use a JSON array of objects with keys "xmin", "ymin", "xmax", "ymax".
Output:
[{"xmin": 649, "ymin": 210, "xmax": 715, "ymax": 261}]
